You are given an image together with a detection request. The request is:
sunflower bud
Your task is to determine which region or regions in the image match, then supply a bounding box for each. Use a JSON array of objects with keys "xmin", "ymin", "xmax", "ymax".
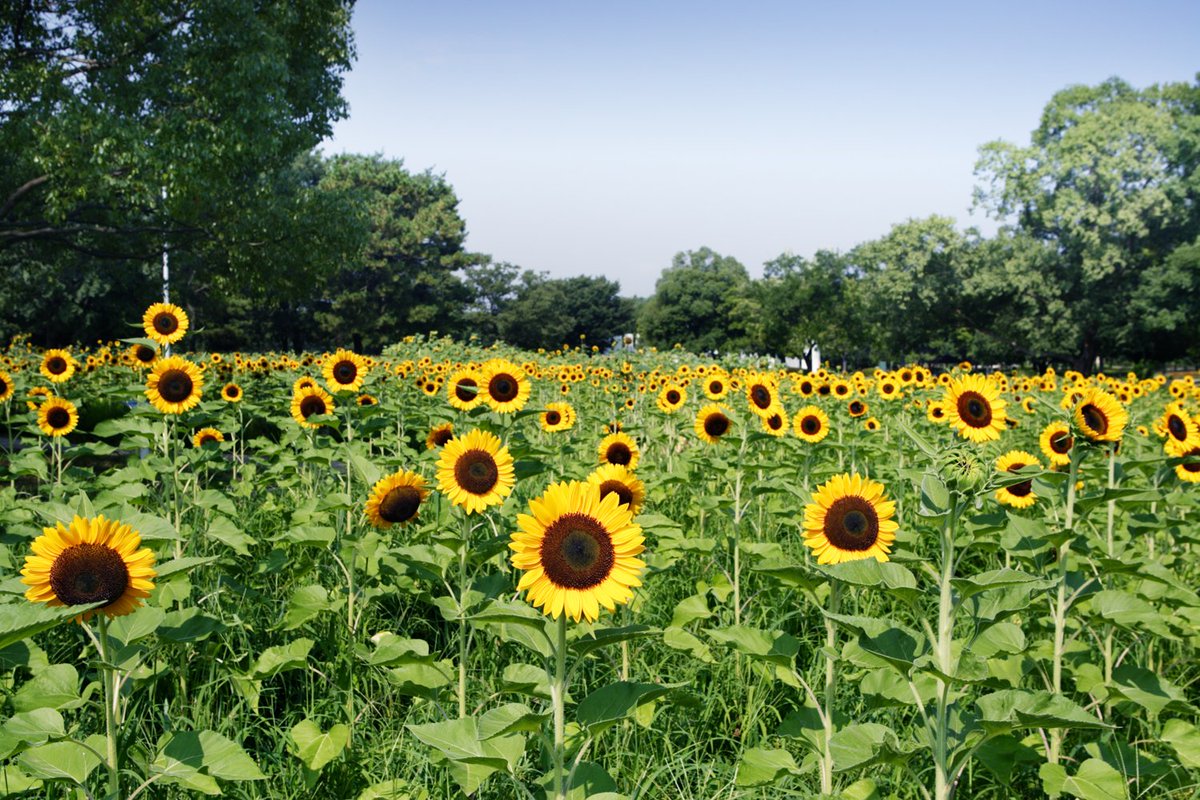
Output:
[{"xmin": 937, "ymin": 446, "xmax": 987, "ymax": 493}]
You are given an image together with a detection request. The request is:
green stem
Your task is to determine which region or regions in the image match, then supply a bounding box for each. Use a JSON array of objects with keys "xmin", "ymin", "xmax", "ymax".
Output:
[
  {"xmin": 1103, "ymin": 445, "xmax": 1117, "ymax": 685},
  {"xmin": 551, "ymin": 614, "xmax": 568, "ymax": 800},
  {"xmin": 458, "ymin": 513, "xmax": 471, "ymax": 718},
  {"xmin": 934, "ymin": 507, "xmax": 958, "ymax": 800},
  {"xmin": 821, "ymin": 581, "xmax": 841, "ymax": 795},
  {"xmin": 96, "ymin": 615, "xmax": 120, "ymax": 799},
  {"xmin": 1049, "ymin": 453, "xmax": 1081, "ymax": 764}
]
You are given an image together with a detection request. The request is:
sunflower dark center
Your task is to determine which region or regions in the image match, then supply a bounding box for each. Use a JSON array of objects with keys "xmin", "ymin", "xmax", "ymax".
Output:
[
  {"xmin": 598, "ymin": 480, "xmax": 634, "ymax": 507},
  {"xmin": 818, "ymin": 385, "xmax": 831, "ymax": 396},
  {"xmin": 704, "ymin": 413, "xmax": 730, "ymax": 437},
  {"xmin": 379, "ymin": 485, "xmax": 422, "ymax": 523},
  {"xmin": 932, "ymin": 407, "xmax": 945, "ymax": 418},
  {"xmin": 539, "ymin": 513, "xmax": 615, "ymax": 589},
  {"xmin": 159, "ymin": 369, "xmax": 193, "ymax": 403},
  {"xmin": 358, "ymin": 396, "xmax": 375, "ymax": 405},
  {"xmin": 546, "ymin": 410, "xmax": 562, "ymax": 425},
  {"xmin": 1050, "ymin": 431, "xmax": 1073, "ymax": 453},
  {"xmin": 1080, "ymin": 404, "xmax": 1108, "ymax": 434},
  {"xmin": 823, "ymin": 497, "xmax": 880, "ymax": 552},
  {"xmin": 49, "ymin": 544, "xmax": 129, "ymax": 607},
  {"xmin": 299, "ymin": 395, "xmax": 327, "ymax": 418},
  {"xmin": 0, "ymin": 376, "xmax": 7, "ymax": 394},
  {"xmin": 801, "ymin": 416, "xmax": 821, "ymax": 435},
  {"xmin": 135, "ymin": 346, "xmax": 156, "ymax": 363},
  {"xmin": 333, "ymin": 361, "xmax": 357, "ymax": 384},
  {"xmin": 666, "ymin": 390, "xmax": 681, "ymax": 404},
  {"xmin": 455, "ymin": 379, "xmax": 478, "ymax": 401},
  {"xmin": 800, "ymin": 381, "xmax": 813, "ymax": 394},
  {"xmin": 456, "ymin": 450, "xmax": 499, "ymax": 494},
  {"xmin": 1167, "ymin": 415, "xmax": 1187, "ymax": 441},
  {"xmin": 835, "ymin": 385, "xmax": 849, "ymax": 396},
  {"xmin": 850, "ymin": 401, "xmax": 864, "ymax": 415},
  {"xmin": 751, "ymin": 385, "xmax": 772, "ymax": 409},
  {"xmin": 605, "ymin": 442, "xmax": 633, "ymax": 465},
  {"xmin": 1184, "ymin": 450, "xmax": 1200, "ymax": 473},
  {"xmin": 153, "ymin": 313, "xmax": 179, "ymax": 335},
  {"xmin": 709, "ymin": 380, "xmax": 724, "ymax": 394},
  {"xmin": 224, "ymin": 386, "xmax": 240, "ymax": 399},
  {"xmin": 957, "ymin": 392, "xmax": 992, "ymax": 427},
  {"xmin": 1005, "ymin": 462, "xmax": 1033, "ymax": 497},
  {"xmin": 46, "ymin": 357, "xmax": 67, "ymax": 374},
  {"xmin": 431, "ymin": 427, "xmax": 454, "ymax": 447},
  {"xmin": 767, "ymin": 414, "xmax": 784, "ymax": 430},
  {"xmin": 489, "ymin": 373, "xmax": 518, "ymax": 402},
  {"xmin": 46, "ymin": 407, "xmax": 70, "ymax": 428},
  {"xmin": 882, "ymin": 384, "xmax": 895, "ymax": 394}
]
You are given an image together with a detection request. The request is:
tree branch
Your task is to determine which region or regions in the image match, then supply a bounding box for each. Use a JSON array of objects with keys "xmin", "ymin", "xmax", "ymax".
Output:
[{"xmin": 0, "ymin": 174, "xmax": 49, "ymax": 219}]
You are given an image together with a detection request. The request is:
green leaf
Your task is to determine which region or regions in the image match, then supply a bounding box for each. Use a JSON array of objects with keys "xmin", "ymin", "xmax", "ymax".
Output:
[
  {"xmin": 575, "ymin": 681, "xmax": 683, "ymax": 736},
  {"xmin": 361, "ymin": 634, "xmax": 430, "ymax": 667},
  {"xmin": 976, "ymin": 690, "xmax": 1111, "ymax": 733},
  {"xmin": 668, "ymin": 593, "xmax": 712, "ymax": 628},
  {"xmin": 817, "ymin": 560, "xmax": 921, "ymax": 604},
  {"xmin": 1061, "ymin": 758, "xmax": 1129, "ymax": 800},
  {"xmin": 477, "ymin": 703, "xmax": 547, "ymax": 739},
  {"xmin": 107, "ymin": 605, "xmax": 166, "ymax": 645},
  {"xmin": 661, "ymin": 627, "xmax": 713, "ymax": 663},
  {"xmin": 704, "ymin": 626, "xmax": 800, "ymax": 669},
  {"xmin": 1106, "ymin": 664, "xmax": 1193, "ymax": 716},
  {"xmin": 0, "ymin": 602, "xmax": 102, "ymax": 651},
  {"xmin": 953, "ymin": 568, "xmax": 1053, "ymax": 600},
  {"xmin": 920, "ymin": 473, "xmax": 951, "ymax": 516},
  {"xmin": 830, "ymin": 722, "xmax": 910, "ymax": 772},
  {"xmin": 155, "ymin": 556, "xmax": 219, "ymax": 580},
  {"xmin": 281, "ymin": 585, "xmax": 341, "ymax": 631},
  {"xmin": 405, "ymin": 718, "xmax": 507, "ymax": 768},
  {"xmin": 357, "ymin": 779, "xmax": 413, "ymax": 800},
  {"xmin": 160, "ymin": 730, "xmax": 267, "ymax": 781},
  {"xmin": 158, "ymin": 608, "xmax": 224, "ymax": 643},
  {"xmin": 349, "ymin": 452, "xmax": 382, "ymax": 488},
  {"xmin": 288, "ymin": 719, "xmax": 349, "ymax": 772},
  {"xmin": 207, "ymin": 516, "xmax": 254, "ymax": 556},
  {"xmin": 3, "ymin": 709, "xmax": 64, "ymax": 744},
  {"xmin": 17, "ymin": 740, "xmax": 101, "ymax": 784},
  {"xmin": 571, "ymin": 625, "xmax": 658, "ymax": 660},
  {"xmin": 500, "ymin": 662, "xmax": 552, "ymax": 699},
  {"xmin": 13, "ymin": 664, "xmax": 80, "ymax": 712},
  {"xmin": 248, "ymin": 638, "xmax": 312, "ymax": 679},
  {"xmin": 387, "ymin": 661, "xmax": 454, "ymax": 699},
  {"xmin": 0, "ymin": 765, "xmax": 42, "ymax": 795},
  {"xmin": 735, "ymin": 747, "xmax": 804, "ymax": 787},
  {"xmin": 1161, "ymin": 719, "xmax": 1200, "ymax": 768},
  {"xmin": 825, "ymin": 614, "xmax": 922, "ymax": 674}
]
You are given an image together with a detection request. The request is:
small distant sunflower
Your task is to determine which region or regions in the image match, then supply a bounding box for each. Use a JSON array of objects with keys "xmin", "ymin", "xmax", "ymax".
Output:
[
  {"xmin": 695, "ymin": 403, "xmax": 734, "ymax": 444},
  {"xmin": 40, "ymin": 349, "xmax": 76, "ymax": 383},
  {"xmin": 364, "ymin": 470, "xmax": 429, "ymax": 529},
  {"xmin": 510, "ymin": 481, "xmax": 645, "ymax": 622},
  {"xmin": 437, "ymin": 429, "xmax": 516, "ymax": 514},
  {"xmin": 1175, "ymin": 447, "xmax": 1200, "ymax": 483},
  {"xmin": 142, "ymin": 303, "xmax": 189, "ymax": 346},
  {"xmin": 847, "ymin": 399, "xmax": 868, "ymax": 418},
  {"xmin": 1039, "ymin": 421, "xmax": 1075, "ymax": 468},
  {"xmin": 994, "ymin": 450, "xmax": 1040, "ymax": 509},
  {"xmin": 830, "ymin": 379, "xmax": 852, "ymax": 400},
  {"xmin": 598, "ymin": 432, "xmax": 640, "ymax": 469},
  {"xmin": 0, "ymin": 369, "xmax": 13, "ymax": 403},
  {"xmin": 293, "ymin": 376, "xmax": 318, "ymax": 393},
  {"xmin": 192, "ymin": 428, "xmax": 224, "ymax": 448},
  {"xmin": 863, "ymin": 417, "xmax": 881, "ymax": 432},
  {"xmin": 793, "ymin": 405, "xmax": 830, "ymax": 444},
  {"xmin": 447, "ymin": 368, "xmax": 484, "ymax": 411},
  {"xmin": 1021, "ymin": 397, "xmax": 1037, "ymax": 414},
  {"xmin": 803, "ymin": 473, "xmax": 898, "ymax": 565},
  {"xmin": 426, "ymin": 422, "xmax": 455, "ymax": 450},
  {"xmin": 128, "ymin": 344, "xmax": 158, "ymax": 368},
  {"xmin": 703, "ymin": 373, "xmax": 730, "ymax": 401},
  {"xmin": 357, "ymin": 394, "xmax": 378, "ymax": 407},
  {"xmin": 587, "ymin": 463, "xmax": 646, "ymax": 516},
  {"xmin": 22, "ymin": 515, "xmax": 156, "ymax": 620},
  {"xmin": 745, "ymin": 374, "xmax": 779, "ymax": 418},
  {"xmin": 145, "ymin": 356, "xmax": 203, "ymax": 414},
  {"xmin": 761, "ymin": 407, "xmax": 788, "ymax": 437},
  {"xmin": 26, "ymin": 386, "xmax": 52, "ymax": 411},
  {"xmin": 927, "ymin": 401, "xmax": 948, "ymax": 424},
  {"xmin": 291, "ymin": 385, "xmax": 335, "ymax": 428},
  {"xmin": 541, "ymin": 402, "xmax": 576, "ymax": 433},
  {"xmin": 323, "ymin": 349, "xmax": 368, "ymax": 393},
  {"xmin": 944, "ymin": 374, "xmax": 1007, "ymax": 443},
  {"xmin": 876, "ymin": 378, "xmax": 901, "ymax": 401},
  {"xmin": 38, "ymin": 396, "xmax": 78, "ymax": 437},
  {"xmin": 221, "ymin": 383, "xmax": 243, "ymax": 403},
  {"xmin": 1072, "ymin": 387, "xmax": 1128, "ymax": 444},
  {"xmin": 657, "ymin": 384, "xmax": 687, "ymax": 414},
  {"xmin": 482, "ymin": 359, "xmax": 532, "ymax": 413},
  {"xmin": 1161, "ymin": 403, "xmax": 1200, "ymax": 457}
]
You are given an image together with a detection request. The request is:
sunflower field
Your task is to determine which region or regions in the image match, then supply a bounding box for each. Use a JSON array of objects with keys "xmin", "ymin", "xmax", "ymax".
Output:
[{"xmin": 0, "ymin": 305, "xmax": 1199, "ymax": 800}]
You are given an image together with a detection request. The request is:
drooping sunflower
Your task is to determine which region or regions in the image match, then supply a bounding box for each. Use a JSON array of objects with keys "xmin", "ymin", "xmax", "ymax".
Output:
[
  {"xmin": 364, "ymin": 470, "xmax": 430, "ymax": 529},
  {"xmin": 38, "ymin": 396, "xmax": 78, "ymax": 437},
  {"xmin": 793, "ymin": 405, "xmax": 830, "ymax": 444},
  {"xmin": 0, "ymin": 369, "xmax": 13, "ymax": 403},
  {"xmin": 1161, "ymin": 403, "xmax": 1200, "ymax": 457},
  {"xmin": 598, "ymin": 431, "xmax": 640, "ymax": 469},
  {"xmin": 142, "ymin": 302, "xmax": 190, "ymax": 346},
  {"xmin": 40, "ymin": 349, "xmax": 76, "ymax": 384},
  {"xmin": 447, "ymin": 368, "xmax": 485, "ymax": 411},
  {"xmin": 847, "ymin": 399, "xmax": 868, "ymax": 418},
  {"xmin": 587, "ymin": 463, "xmax": 646, "ymax": 516},
  {"xmin": 540, "ymin": 402, "xmax": 576, "ymax": 433},
  {"xmin": 803, "ymin": 473, "xmax": 898, "ymax": 565},
  {"xmin": 656, "ymin": 384, "xmax": 687, "ymax": 414},
  {"xmin": 291, "ymin": 384, "xmax": 335, "ymax": 428},
  {"xmin": 943, "ymin": 374, "xmax": 1007, "ymax": 443},
  {"xmin": 426, "ymin": 422, "xmax": 455, "ymax": 450},
  {"xmin": 22, "ymin": 515, "xmax": 157, "ymax": 620},
  {"xmin": 761, "ymin": 407, "xmax": 788, "ymax": 437},
  {"xmin": 994, "ymin": 450, "xmax": 1041, "ymax": 509},
  {"xmin": 323, "ymin": 349, "xmax": 368, "ymax": 393},
  {"xmin": 694, "ymin": 403, "xmax": 734, "ymax": 444},
  {"xmin": 1175, "ymin": 447, "xmax": 1200, "ymax": 483},
  {"xmin": 192, "ymin": 427, "xmax": 224, "ymax": 448},
  {"xmin": 145, "ymin": 356, "xmax": 203, "ymax": 414},
  {"xmin": 1072, "ymin": 387, "xmax": 1128, "ymax": 444},
  {"xmin": 481, "ymin": 359, "xmax": 532, "ymax": 413},
  {"xmin": 745, "ymin": 373, "xmax": 779, "ymax": 418},
  {"xmin": 509, "ymin": 481, "xmax": 645, "ymax": 623},
  {"xmin": 437, "ymin": 428, "xmax": 516, "ymax": 514},
  {"xmin": 1039, "ymin": 421, "xmax": 1075, "ymax": 468},
  {"xmin": 221, "ymin": 382, "xmax": 243, "ymax": 403}
]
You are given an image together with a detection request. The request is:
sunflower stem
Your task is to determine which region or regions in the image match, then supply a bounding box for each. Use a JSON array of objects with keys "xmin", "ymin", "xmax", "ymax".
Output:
[
  {"xmin": 1048, "ymin": 450, "xmax": 1082, "ymax": 765},
  {"xmin": 551, "ymin": 613, "xmax": 568, "ymax": 800},
  {"xmin": 96, "ymin": 615, "xmax": 121, "ymax": 800},
  {"xmin": 821, "ymin": 580, "xmax": 841, "ymax": 795},
  {"xmin": 1103, "ymin": 444, "xmax": 1117, "ymax": 685},
  {"xmin": 932, "ymin": 503, "xmax": 959, "ymax": 800},
  {"xmin": 458, "ymin": 512, "xmax": 471, "ymax": 719}
]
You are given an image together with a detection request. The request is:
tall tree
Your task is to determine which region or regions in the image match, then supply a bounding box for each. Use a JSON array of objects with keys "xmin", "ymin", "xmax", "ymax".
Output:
[
  {"xmin": 639, "ymin": 247, "xmax": 758, "ymax": 354},
  {"xmin": 754, "ymin": 250, "xmax": 863, "ymax": 368},
  {"xmin": 496, "ymin": 273, "xmax": 634, "ymax": 351}
]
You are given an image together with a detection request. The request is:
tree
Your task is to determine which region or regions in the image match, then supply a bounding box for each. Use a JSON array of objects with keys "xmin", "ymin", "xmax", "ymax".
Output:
[
  {"xmin": 496, "ymin": 273, "xmax": 634, "ymax": 351},
  {"xmin": 639, "ymin": 247, "xmax": 758, "ymax": 354},
  {"xmin": 974, "ymin": 76, "xmax": 1200, "ymax": 368},
  {"xmin": 461, "ymin": 260, "xmax": 522, "ymax": 344},
  {"xmin": 1129, "ymin": 239, "xmax": 1200, "ymax": 363},
  {"xmin": 754, "ymin": 250, "xmax": 863, "ymax": 368}
]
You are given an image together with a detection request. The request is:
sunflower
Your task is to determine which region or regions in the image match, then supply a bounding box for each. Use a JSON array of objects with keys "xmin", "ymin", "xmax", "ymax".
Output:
[
  {"xmin": 437, "ymin": 429, "xmax": 515, "ymax": 514},
  {"xmin": 26, "ymin": 386, "xmax": 52, "ymax": 411},
  {"xmin": 926, "ymin": 401, "xmax": 948, "ymax": 424},
  {"xmin": 192, "ymin": 427, "xmax": 224, "ymax": 448},
  {"xmin": 357, "ymin": 394, "xmax": 378, "ymax": 407},
  {"xmin": 1039, "ymin": 421, "xmax": 1075, "ymax": 468},
  {"xmin": 0, "ymin": 369, "xmax": 13, "ymax": 403},
  {"xmin": 540, "ymin": 402, "xmax": 576, "ymax": 433},
  {"xmin": 40, "ymin": 349, "xmax": 76, "ymax": 384},
  {"xmin": 21, "ymin": 515, "xmax": 156, "ymax": 620},
  {"xmin": 481, "ymin": 359, "xmax": 532, "ymax": 414},
  {"xmin": 863, "ymin": 417, "xmax": 881, "ymax": 432},
  {"xmin": 761, "ymin": 407, "xmax": 788, "ymax": 437},
  {"xmin": 598, "ymin": 432, "xmax": 640, "ymax": 469},
  {"xmin": 364, "ymin": 470, "xmax": 430, "ymax": 529},
  {"xmin": 943, "ymin": 374, "xmax": 1007, "ymax": 443},
  {"xmin": 657, "ymin": 384, "xmax": 687, "ymax": 414},
  {"xmin": 803, "ymin": 474, "xmax": 898, "ymax": 565},
  {"xmin": 1021, "ymin": 397, "xmax": 1037, "ymax": 414},
  {"xmin": 142, "ymin": 302, "xmax": 189, "ymax": 346},
  {"xmin": 793, "ymin": 405, "xmax": 830, "ymax": 444},
  {"xmin": 145, "ymin": 356, "xmax": 203, "ymax": 415},
  {"xmin": 587, "ymin": 463, "xmax": 646, "ymax": 516},
  {"xmin": 294, "ymin": 376, "xmax": 318, "ymax": 393},
  {"xmin": 1161, "ymin": 403, "xmax": 1200, "ymax": 457},
  {"xmin": 1176, "ymin": 447, "xmax": 1200, "ymax": 483},
  {"xmin": 994, "ymin": 450, "xmax": 1041, "ymax": 509},
  {"xmin": 323, "ymin": 349, "xmax": 368, "ymax": 393},
  {"xmin": 128, "ymin": 344, "xmax": 158, "ymax": 368},
  {"xmin": 745, "ymin": 373, "xmax": 779, "ymax": 418},
  {"xmin": 703, "ymin": 373, "xmax": 730, "ymax": 401},
  {"xmin": 509, "ymin": 481, "xmax": 645, "ymax": 622},
  {"xmin": 1072, "ymin": 387, "xmax": 1128, "ymax": 444},
  {"xmin": 847, "ymin": 399, "xmax": 868, "ymax": 418},
  {"xmin": 291, "ymin": 385, "xmax": 335, "ymax": 428},
  {"xmin": 447, "ymin": 368, "xmax": 484, "ymax": 411},
  {"xmin": 426, "ymin": 422, "xmax": 455, "ymax": 450},
  {"xmin": 693, "ymin": 404, "xmax": 734, "ymax": 444},
  {"xmin": 38, "ymin": 396, "xmax": 78, "ymax": 437},
  {"xmin": 876, "ymin": 378, "xmax": 901, "ymax": 401}
]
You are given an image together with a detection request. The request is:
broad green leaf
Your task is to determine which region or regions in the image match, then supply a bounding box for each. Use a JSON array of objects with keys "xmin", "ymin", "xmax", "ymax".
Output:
[
  {"xmin": 2, "ymin": 709, "xmax": 64, "ymax": 744},
  {"xmin": 1061, "ymin": 758, "xmax": 1129, "ymax": 800},
  {"xmin": 668, "ymin": 594, "xmax": 712, "ymax": 628},
  {"xmin": 0, "ymin": 765, "xmax": 41, "ymax": 795},
  {"xmin": 1161, "ymin": 719, "xmax": 1200, "ymax": 768},
  {"xmin": 107, "ymin": 605, "xmax": 166, "ymax": 645},
  {"xmin": 500, "ymin": 662, "xmax": 551, "ymax": 699},
  {"xmin": 817, "ymin": 560, "xmax": 921, "ymax": 604},
  {"xmin": 477, "ymin": 703, "xmax": 547, "ymax": 739},
  {"xmin": 160, "ymin": 730, "xmax": 267, "ymax": 781},
  {"xmin": 976, "ymin": 690, "xmax": 1111, "ymax": 733},
  {"xmin": 362, "ymin": 634, "xmax": 430, "ymax": 667},
  {"xmin": 248, "ymin": 638, "xmax": 312, "ymax": 679},
  {"xmin": 288, "ymin": 719, "xmax": 349, "ymax": 772},
  {"xmin": 207, "ymin": 516, "xmax": 254, "ymax": 556},
  {"xmin": 1106, "ymin": 664, "xmax": 1192, "ymax": 716},
  {"xmin": 575, "ymin": 681, "xmax": 683, "ymax": 736},
  {"xmin": 387, "ymin": 661, "xmax": 454, "ymax": 699},
  {"xmin": 13, "ymin": 664, "xmax": 80, "ymax": 713},
  {"xmin": 17, "ymin": 740, "xmax": 101, "ymax": 784},
  {"xmin": 158, "ymin": 608, "xmax": 224, "ymax": 643},
  {"xmin": 953, "ymin": 568, "xmax": 1053, "ymax": 600},
  {"xmin": 155, "ymin": 556, "xmax": 219, "ymax": 580},
  {"xmin": 830, "ymin": 722, "xmax": 909, "ymax": 772},
  {"xmin": 662, "ymin": 627, "xmax": 713, "ymax": 663},
  {"xmin": 405, "ymin": 718, "xmax": 507, "ymax": 768},
  {"xmin": 705, "ymin": 626, "xmax": 800, "ymax": 669},
  {"xmin": 0, "ymin": 602, "xmax": 102, "ymax": 651},
  {"xmin": 357, "ymin": 779, "xmax": 413, "ymax": 800},
  {"xmin": 825, "ymin": 614, "xmax": 922, "ymax": 674},
  {"xmin": 571, "ymin": 624, "xmax": 658, "ymax": 660},
  {"xmin": 281, "ymin": 585, "xmax": 341, "ymax": 630},
  {"xmin": 735, "ymin": 747, "xmax": 803, "ymax": 787},
  {"xmin": 972, "ymin": 622, "xmax": 1027, "ymax": 657}
]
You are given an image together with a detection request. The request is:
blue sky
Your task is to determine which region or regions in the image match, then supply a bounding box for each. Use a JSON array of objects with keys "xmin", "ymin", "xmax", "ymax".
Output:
[{"xmin": 322, "ymin": 1, "xmax": 1200, "ymax": 296}]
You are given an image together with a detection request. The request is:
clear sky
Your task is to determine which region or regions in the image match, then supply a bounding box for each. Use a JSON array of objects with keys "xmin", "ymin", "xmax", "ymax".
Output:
[{"xmin": 321, "ymin": 1, "xmax": 1199, "ymax": 297}]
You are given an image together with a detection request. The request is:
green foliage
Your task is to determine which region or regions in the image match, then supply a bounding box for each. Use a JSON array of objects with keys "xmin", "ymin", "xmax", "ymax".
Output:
[{"xmin": 639, "ymin": 247, "xmax": 759, "ymax": 353}]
